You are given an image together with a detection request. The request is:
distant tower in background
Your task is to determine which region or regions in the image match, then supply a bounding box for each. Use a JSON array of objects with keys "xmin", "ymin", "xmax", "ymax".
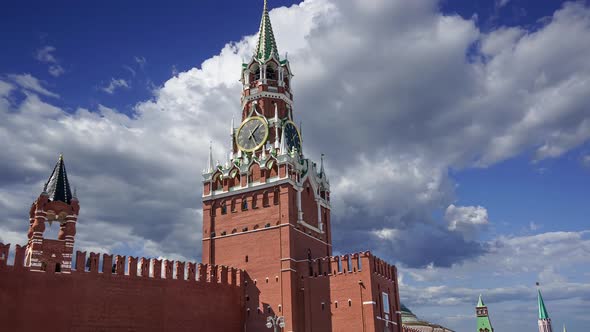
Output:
[
  {"xmin": 538, "ymin": 288, "xmax": 553, "ymax": 332},
  {"xmin": 476, "ymin": 294, "xmax": 494, "ymax": 332}
]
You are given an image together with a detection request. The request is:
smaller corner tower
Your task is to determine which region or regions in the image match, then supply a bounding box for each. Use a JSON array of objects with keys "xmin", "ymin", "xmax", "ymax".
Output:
[
  {"xmin": 26, "ymin": 154, "xmax": 79, "ymax": 273},
  {"xmin": 476, "ymin": 294, "xmax": 494, "ymax": 332},
  {"xmin": 538, "ymin": 288, "xmax": 553, "ymax": 332}
]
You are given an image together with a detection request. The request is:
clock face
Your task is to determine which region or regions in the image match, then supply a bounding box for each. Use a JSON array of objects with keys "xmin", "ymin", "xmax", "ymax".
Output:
[
  {"xmin": 236, "ymin": 116, "xmax": 269, "ymax": 152},
  {"xmin": 283, "ymin": 121, "xmax": 301, "ymax": 153}
]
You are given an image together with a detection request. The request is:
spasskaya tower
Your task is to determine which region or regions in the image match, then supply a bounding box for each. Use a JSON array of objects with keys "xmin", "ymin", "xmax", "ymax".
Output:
[
  {"xmin": 201, "ymin": 2, "xmax": 401, "ymax": 332},
  {"xmin": 201, "ymin": 0, "xmax": 331, "ymax": 330}
]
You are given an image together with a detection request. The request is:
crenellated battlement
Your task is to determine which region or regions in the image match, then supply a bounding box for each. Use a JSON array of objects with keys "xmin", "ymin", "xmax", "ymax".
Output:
[
  {"xmin": 0, "ymin": 243, "xmax": 243, "ymax": 287},
  {"xmin": 302, "ymin": 251, "xmax": 397, "ymax": 282},
  {"xmin": 71, "ymin": 250, "xmax": 244, "ymax": 286},
  {"xmin": 0, "ymin": 243, "xmax": 27, "ymax": 271}
]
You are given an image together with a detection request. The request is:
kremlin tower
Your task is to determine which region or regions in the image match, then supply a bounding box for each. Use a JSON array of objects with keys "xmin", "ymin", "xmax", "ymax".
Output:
[{"xmin": 25, "ymin": 154, "xmax": 79, "ymax": 273}]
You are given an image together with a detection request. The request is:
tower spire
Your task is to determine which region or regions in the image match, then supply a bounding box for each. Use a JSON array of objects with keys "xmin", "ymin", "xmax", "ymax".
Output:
[
  {"xmin": 537, "ymin": 285, "xmax": 553, "ymax": 332},
  {"xmin": 44, "ymin": 154, "xmax": 73, "ymax": 204},
  {"xmin": 255, "ymin": 0, "xmax": 279, "ymax": 62},
  {"xmin": 477, "ymin": 294, "xmax": 485, "ymax": 307},
  {"xmin": 538, "ymin": 289, "xmax": 550, "ymax": 320}
]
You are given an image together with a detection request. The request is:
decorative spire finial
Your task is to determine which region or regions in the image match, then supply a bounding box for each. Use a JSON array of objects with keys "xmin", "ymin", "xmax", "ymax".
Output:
[
  {"xmin": 230, "ymin": 117, "xmax": 235, "ymax": 161},
  {"xmin": 207, "ymin": 142, "xmax": 214, "ymax": 173},
  {"xmin": 279, "ymin": 123, "xmax": 286, "ymax": 155}
]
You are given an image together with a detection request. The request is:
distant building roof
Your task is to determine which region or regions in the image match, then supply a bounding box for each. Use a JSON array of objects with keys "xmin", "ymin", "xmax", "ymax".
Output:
[{"xmin": 400, "ymin": 303, "xmax": 455, "ymax": 332}]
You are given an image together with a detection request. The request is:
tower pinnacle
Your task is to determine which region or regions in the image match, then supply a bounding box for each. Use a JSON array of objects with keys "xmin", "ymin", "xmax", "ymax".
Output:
[
  {"xmin": 477, "ymin": 294, "xmax": 485, "ymax": 307},
  {"xmin": 43, "ymin": 154, "xmax": 73, "ymax": 204},
  {"xmin": 537, "ymin": 287, "xmax": 553, "ymax": 332},
  {"xmin": 255, "ymin": 0, "xmax": 279, "ymax": 62},
  {"xmin": 538, "ymin": 290, "xmax": 550, "ymax": 320}
]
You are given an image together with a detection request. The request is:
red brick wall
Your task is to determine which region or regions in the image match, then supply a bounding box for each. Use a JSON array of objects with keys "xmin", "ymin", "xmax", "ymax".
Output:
[
  {"xmin": 0, "ymin": 246, "xmax": 244, "ymax": 332},
  {"xmin": 298, "ymin": 253, "xmax": 402, "ymax": 332}
]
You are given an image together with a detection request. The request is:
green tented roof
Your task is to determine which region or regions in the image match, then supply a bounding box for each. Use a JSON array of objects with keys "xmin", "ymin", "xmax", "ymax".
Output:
[
  {"xmin": 538, "ymin": 290, "xmax": 550, "ymax": 320},
  {"xmin": 254, "ymin": 0, "xmax": 279, "ymax": 62}
]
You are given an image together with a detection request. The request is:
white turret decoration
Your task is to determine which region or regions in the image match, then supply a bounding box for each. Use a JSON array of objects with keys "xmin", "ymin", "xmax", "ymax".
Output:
[
  {"xmin": 205, "ymin": 142, "xmax": 214, "ymax": 174},
  {"xmin": 279, "ymin": 123, "xmax": 287, "ymax": 155},
  {"xmin": 229, "ymin": 116, "xmax": 235, "ymax": 161},
  {"xmin": 274, "ymin": 103, "xmax": 280, "ymax": 150},
  {"xmin": 300, "ymin": 121, "xmax": 303, "ymax": 144}
]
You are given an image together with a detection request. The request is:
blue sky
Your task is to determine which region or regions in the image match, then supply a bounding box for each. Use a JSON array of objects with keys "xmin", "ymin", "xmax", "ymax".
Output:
[{"xmin": 1, "ymin": 1, "xmax": 590, "ymax": 332}]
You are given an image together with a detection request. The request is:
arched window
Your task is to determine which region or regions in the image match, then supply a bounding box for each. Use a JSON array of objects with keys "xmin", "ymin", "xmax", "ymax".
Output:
[
  {"xmin": 268, "ymin": 161, "xmax": 278, "ymax": 178},
  {"xmin": 262, "ymin": 191, "xmax": 270, "ymax": 207},
  {"xmin": 252, "ymin": 194, "xmax": 258, "ymax": 209},
  {"xmin": 221, "ymin": 202, "xmax": 227, "ymax": 215},
  {"xmin": 212, "ymin": 173, "xmax": 223, "ymax": 191},
  {"xmin": 242, "ymin": 198, "xmax": 248, "ymax": 211},
  {"xmin": 252, "ymin": 65, "xmax": 261, "ymax": 81},
  {"xmin": 273, "ymin": 188, "xmax": 280, "ymax": 205},
  {"xmin": 55, "ymin": 263, "xmax": 61, "ymax": 273}
]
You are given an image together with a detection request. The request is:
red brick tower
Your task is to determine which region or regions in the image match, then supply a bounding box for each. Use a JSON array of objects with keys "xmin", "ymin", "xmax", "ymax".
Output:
[
  {"xmin": 25, "ymin": 154, "xmax": 79, "ymax": 273},
  {"xmin": 201, "ymin": 1, "xmax": 331, "ymax": 330}
]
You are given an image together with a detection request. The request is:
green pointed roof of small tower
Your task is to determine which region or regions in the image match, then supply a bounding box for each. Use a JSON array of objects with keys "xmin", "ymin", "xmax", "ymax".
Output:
[
  {"xmin": 477, "ymin": 294, "xmax": 485, "ymax": 307},
  {"xmin": 255, "ymin": 0, "xmax": 280, "ymax": 62},
  {"xmin": 538, "ymin": 290, "xmax": 550, "ymax": 320},
  {"xmin": 476, "ymin": 295, "xmax": 494, "ymax": 332}
]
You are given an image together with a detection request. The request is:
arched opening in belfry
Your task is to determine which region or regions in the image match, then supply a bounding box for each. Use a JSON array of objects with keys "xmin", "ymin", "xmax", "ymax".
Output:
[
  {"xmin": 55, "ymin": 262, "xmax": 61, "ymax": 273},
  {"xmin": 267, "ymin": 66, "xmax": 277, "ymax": 80},
  {"xmin": 44, "ymin": 211, "xmax": 67, "ymax": 240},
  {"xmin": 252, "ymin": 64, "xmax": 261, "ymax": 81}
]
